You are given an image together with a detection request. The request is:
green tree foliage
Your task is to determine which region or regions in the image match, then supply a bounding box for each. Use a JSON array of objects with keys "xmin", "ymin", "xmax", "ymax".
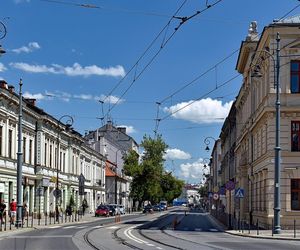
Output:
[
  {"xmin": 198, "ymin": 185, "xmax": 208, "ymax": 198},
  {"xmin": 123, "ymin": 135, "xmax": 184, "ymax": 206}
]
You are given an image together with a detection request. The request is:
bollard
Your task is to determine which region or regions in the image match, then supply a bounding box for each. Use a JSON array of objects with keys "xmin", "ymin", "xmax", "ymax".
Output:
[
  {"xmin": 272, "ymin": 219, "xmax": 274, "ymax": 236},
  {"xmin": 4, "ymin": 213, "xmax": 7, "ymax": 231},
  {"xmin": 248, "ymin": 221, "xmax": 250, "ymax": 234},
  {"xmin": 31, "ymin": 212, "xmax": 33, "ymax": 228},
  {"xmin": 65, "ymin": 212, "xmax": 67, "ymax": 223},
  {"xmin": 256, "ymin": 219, "xmax": 259, "ymax": 235},
  {"xmin": 54, "ymin": 212, "xmax": 56, "ymax": 224},
  {"xmin": 26, "ymin": 212, "xmax": 29, "ymax": 228},
  {"xmin": 72, "ymin": 214, "xmax": 74, "ymax": 222},
  {"xmin": 294, "ymin": 219, "xmax": 296, "ymax": 238},
  {"xmin": 38, "ymin": 212, "xmax": 40, "ymax": 226},
  {"xmin": 50, "ymin": 214, "xmax": 52, "ymax": 225},
  {"xmin": 238, "ymin": 218, "xmax": 241, "ymax": 232},
  {"xmin": 45, "ymin": 212, "xmax": 47, "ymax": 226},
  {"xmin": 9, "ymin": 215, "xmax": 11, "ymax": 230},
  {"xmin": 242, "ymin": 220, "xmax": 244, "ymax": 233},
  {"xmin": 69, "ymin": 214, "xmax": 71, "ymax": 223},
  {"xmin": 173, "ymin": 216, "xmax": 178, "ymax": 230},
  {"xmin": 61, "ymin": 212, "xmax": 63, "ymax": 224}
]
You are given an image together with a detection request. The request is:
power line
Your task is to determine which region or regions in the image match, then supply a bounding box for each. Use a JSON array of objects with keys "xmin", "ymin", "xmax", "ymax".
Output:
[{"xmin": 103, "ymin": 0, "xmax": 224, "ymax": 119}]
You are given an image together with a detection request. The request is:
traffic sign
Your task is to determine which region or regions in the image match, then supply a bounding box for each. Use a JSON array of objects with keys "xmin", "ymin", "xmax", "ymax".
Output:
[
  {"xmin": 235, "ymin": 188, "xmax": 244, "ymax": 198},
  {"xmin": 213, "ymin": 186, "xmax": 219, "ymax": 193},
  {"xmin": 213, "ymin": 193, "xmax": 219, "ymax": 200},
  {"xmin": 219, "ymin": 187, "xmax": 226, "ymax": 195},
  {"xmin": 226, "ymin": 181, "xmax": 235, "ymax": 191},
  {"xmin": 208, "ymin": 192, "xmax": 213, "ymax": 198},
  {"xmin": 53, "ymin": 188, "xmax": 62, "ymax": 198}
]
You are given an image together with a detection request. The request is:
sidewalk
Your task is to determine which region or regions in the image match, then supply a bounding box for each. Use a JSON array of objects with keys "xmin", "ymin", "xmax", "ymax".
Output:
[
  {"xmin": 226, "ymin": 228, "xmax": 300, "ymax": 241},
  {"xmin": 0, "ymin": 211, "xmax": 141, "ymax": 237}
]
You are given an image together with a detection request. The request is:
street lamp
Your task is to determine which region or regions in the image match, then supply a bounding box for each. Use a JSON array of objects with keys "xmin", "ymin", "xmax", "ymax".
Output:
[
  {"xmin": 55, "ymin": 115, "xmax": 74, "ymax": 221},
  {"xmin": 204, "ymin": 136, "xmax": 217, "ymax": 152},
  {"xmin": 252, "ymin": 32, "xmax": 281, "ymax": 234}
]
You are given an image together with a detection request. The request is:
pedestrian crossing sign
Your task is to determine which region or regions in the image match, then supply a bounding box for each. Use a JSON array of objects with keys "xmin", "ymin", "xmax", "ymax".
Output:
[{"xmin": 235, "ymin": 188, "xmax": 244, "ymax": 198}]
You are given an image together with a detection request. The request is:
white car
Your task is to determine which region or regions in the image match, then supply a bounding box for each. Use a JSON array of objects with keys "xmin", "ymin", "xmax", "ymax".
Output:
[
  {"xmin": 109, "ymin": 204, "xmax": 120, "ymax": 215},
  {"xmin": 119, "ymin": 205, "xmax": 125, "ymax": 214}
]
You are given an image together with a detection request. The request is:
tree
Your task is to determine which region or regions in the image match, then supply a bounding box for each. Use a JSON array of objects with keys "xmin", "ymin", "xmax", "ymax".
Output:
[
  {"xmin": 160, "ymin": 172, "xmax": 184, "ymax": 203},
  {"xmin": 123, "ymin": 135, "xmax": 169, "ymax": 206}
]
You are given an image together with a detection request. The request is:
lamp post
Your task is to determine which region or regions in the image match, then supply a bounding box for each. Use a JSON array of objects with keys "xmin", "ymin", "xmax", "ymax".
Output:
[
  {"xmin": 55, "ymin": 115, "xmax": 73, "ymax": 221},
  {"xmin": 16, "ymin": 79, "xmax": 23, "ymax": 228},
  {"xmin": 204, "ymin": 136, "xmax": 217, "ymax": 152},
  {"xmin": 253, "ymin": 33, "xmax": 281, "ymax": 234}
]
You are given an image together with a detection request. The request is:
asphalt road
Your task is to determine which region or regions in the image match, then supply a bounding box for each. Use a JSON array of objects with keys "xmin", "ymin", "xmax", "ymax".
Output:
[{"xmin": 1, "ymin": 208, "xmax": 300, "ymax": 250}]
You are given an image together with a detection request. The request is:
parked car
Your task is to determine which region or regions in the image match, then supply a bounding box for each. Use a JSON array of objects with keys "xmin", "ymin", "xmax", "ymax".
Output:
[
  {"xmin": 109, "ymin": 204, "xmax": 120, "ymax": 215},
  {"xmin": 159, "ymin": 201, "xmax": 168, "ymax": 210},
  {"xmin": 107, "ymin": 205, "xmax": 117, "ymax": 216},
  {"xmin": 153, "ymin": 204, "xmax": 162, "ymax": 211},
  {"xmin": 143, "ymin": 204, "xmax": 153, "ymax": 213},
  {"xmin": 95, "ymin": 205, "xmax": 110, "ymax": 217},
  {"xmin": 119, "ymin": 205, "xmax": 125, "ymax": 214}
]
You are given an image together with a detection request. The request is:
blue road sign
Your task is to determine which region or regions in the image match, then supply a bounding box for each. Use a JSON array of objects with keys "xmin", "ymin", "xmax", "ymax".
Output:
[{"xmin": 235, "ymin": 188, "xmax": 244, "ymax": 198}]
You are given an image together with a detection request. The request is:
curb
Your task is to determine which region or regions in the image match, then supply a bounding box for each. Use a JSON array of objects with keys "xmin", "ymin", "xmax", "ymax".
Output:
[{"xmin": 225, "ymin": 230, "xmax": 300, "ymax": 241}]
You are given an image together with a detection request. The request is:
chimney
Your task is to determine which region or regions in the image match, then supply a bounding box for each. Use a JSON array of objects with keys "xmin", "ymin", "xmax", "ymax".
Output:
[
  {"xmin": 25, "ymin": 98, "xmax": 36, "ymax": 106},
  {"xmin": 117, "ymin": 127, "xmax": 126, "ymax": 134},
  {"xmin": 7, "ymin": 85, "xmax": 15, "ymax": 93},
  {"xmin": 0, "ymin": 80, "xmax": 8, "ymax": 89}
]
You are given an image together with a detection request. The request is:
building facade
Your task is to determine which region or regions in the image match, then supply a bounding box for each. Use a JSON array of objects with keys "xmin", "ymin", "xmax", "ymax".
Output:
[
  {"xmin": 210, "ymin": 16, "xmax": 300, "ymax": 229},
  {"xmin": 0, "ymin": 81, "xmax": 106, "ymax": 216}
]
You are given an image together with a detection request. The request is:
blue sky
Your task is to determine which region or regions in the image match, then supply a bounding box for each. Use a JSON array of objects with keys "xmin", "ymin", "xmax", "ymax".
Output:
[{"xmin": 0, "ymin": 0, "xmax": 299, "ymax": 183}]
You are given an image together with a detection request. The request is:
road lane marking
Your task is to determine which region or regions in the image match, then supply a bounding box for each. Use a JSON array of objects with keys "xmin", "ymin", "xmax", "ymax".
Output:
[
  {"xmin": 108, "ymin": 226, "xmax": 119, "ymax": 229},
  {"xmin": 147, "ymin": 243, "xmax": 154, "ymax": 246},
  {"xmin": 8, "ymin": 235, "xmax": 73, "ymax": 238},
  {"xmin": 49, "ymin": 226, "xmax": 62, "ymax": 229},
  {"xmin": 76, "ymin": 226, "xmax": 88, "ymax": 229},
  {"xmin": 156, "ymin": 247, "xmax": 163, "ymax": 250},
  {"xmin": 64, "ymin": 226, "xmax": 76, "ymax": 229},
  {"xmin": 93, "ymin": 225, "xmax": 103, "ymax": 229},
  {"xmin": 209, "ymin": 228, "xmax": 218, "ymax": 232},
  {"xmin": 124, "ymin": 227, "xmax": 143, "ymax": 244}
]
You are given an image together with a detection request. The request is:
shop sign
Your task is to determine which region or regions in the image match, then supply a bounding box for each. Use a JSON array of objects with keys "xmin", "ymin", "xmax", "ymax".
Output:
[
  {"xmin": 28, "ymin": 179, "xmax": 35, "ymax": 186},
  {"xmin": 0, "ymin": 182, "xmax": 4, "ymax": 193},
  {"xmin": 42, "ymin": 178, "xmax": 50, "ymax": 187}
]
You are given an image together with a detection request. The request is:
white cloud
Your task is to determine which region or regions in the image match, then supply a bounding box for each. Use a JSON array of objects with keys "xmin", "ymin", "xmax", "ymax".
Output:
[
  {"xmin": 12, "ymin": 42, "xmax": 40, "ymax": 54},
  {"xmin": 98, "ymin": 94, "xmax": 125, "ymax": 104},
  {"xmin": 164, "ymin": 98, "xmax": 233, "ymax": 124},
  {"xmin": 23, "ymin": 91, "xmax": 46, "ymax": 100},
  {"xmin": 10, "ymin": 62, "xmax": 126, "ymax": 78},
  {"xmin": 14, "ymin": 0, "xmax": 30, "ymax": 3},
  {"xmin": 74, "ymin": 94, "xmax": 93, "ymax": 100},
  {"xmin": 164, "ymin": 148, "xmax": 191, "ymax": 160},
  {"xmin": 179, "ymin": 158, "xmax": 210, "ymax": 181},
  {"xmin": 117, "ymin": 125, "xmax": 136, "ymax": 134},
  {"xmin": 0, "ymin": 63, "xmax": 7, "ymax": 72}
]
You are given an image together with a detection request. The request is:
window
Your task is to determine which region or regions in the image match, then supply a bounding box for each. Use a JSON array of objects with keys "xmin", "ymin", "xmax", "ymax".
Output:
[
  {"xmin": 8, "ymin": 129, "xmax": 12, "ymax": 158},
  {"xmin": 29, "ymin": 140, "xmax": 32, "ymax": 164},
  {"xmin": 0, "ymin": 126, "xmax": 2, "ymax": 156},
  {"xmin": 291, "ymin": 179, "xmax": 300, "ymax": 210},
  {"xmin": 44, "ymin": 142, "xmax": 47, "ymax": 166},
  {"xmin": 63, "ymin": 153, "xmax": 66, "ymax": 172},
  {"xmin": 23, "ymin": 137, "xmax": 26, "ymax": 163},
  {"xmin": 291, "ymin": 121, "xmax": 300, "ymax": 151},
  {"xmin": 50, "ymin": 144, "xmax": 52, "ymax": 167},
  {"xmin": 291, "ymin": 61, "xmax": 300, "ymax": 93},
  {"xmin": 60, "ymin": 152, "xmax": 62, "ymax": 171}
]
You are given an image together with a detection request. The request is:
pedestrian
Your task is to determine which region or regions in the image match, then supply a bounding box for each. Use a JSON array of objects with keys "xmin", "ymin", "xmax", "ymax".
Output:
[
  {"xmin": 0, "ymin": 200, "xmax": 6, "ymax": 224},
  {"xmin": 22, "ymin": 202, "xmax": 27, "ymax": 224},
  {"xmin": 9, "ymin": 199, "xmax": 17, "ymax": 225},
  {"xmin": 82, "ymin": 199, "xmax": 88, "ymax": 216}
]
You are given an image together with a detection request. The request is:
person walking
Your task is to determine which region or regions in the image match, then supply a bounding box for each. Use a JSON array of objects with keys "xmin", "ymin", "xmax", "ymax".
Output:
[
  {"xmin": 0, "ymin": 200, "xmax": 6, "ymax": 225},
  {"xmin": 9, "ymin": 199, "xmax": 17, "ymax": 225},
  {"xmin": 22, "ymin": 202, "xmax": 27, "ymax": 225}
]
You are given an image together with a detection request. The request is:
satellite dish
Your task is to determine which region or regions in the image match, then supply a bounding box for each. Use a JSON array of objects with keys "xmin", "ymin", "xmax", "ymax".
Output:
[{"xmin": 0, "ymin": 22, "xmax": 7, "ymax": 40}]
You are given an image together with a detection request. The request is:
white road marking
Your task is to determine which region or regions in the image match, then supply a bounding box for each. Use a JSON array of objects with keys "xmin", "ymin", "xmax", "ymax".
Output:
[
  {"xmin": 156, "ymin": 247, "xmax": 163, "ymax": 250},
  {"xmin": 49, "ymin": 226, "xmax": 62, "ymax": 229},
  {"xmin": 209, "ymin": 228, "xmax": 218, "ymax": 232},
  {"xmin": 76, "ymin": 226, "xmax": 88, "ymax": 229},
  {"xmin": 107, "ymin": 226, "xmax": 119, "ymax": 229},
  {"xmin": 195, "ymin": 228, "xmax": 202, "ymax": 231},
  {"xmin": 8, "ymin": 235, "xmax": 72, "ymax": 238},
  {"xmin": 124, "ymin": 227, "xmax": 143, "ymax": 244},
  {"xmin": 93, "ymin": 225, "xmax": 103, "ymax": 229},
  {"xmin": 64, "ymin": 226, "xmax": 76, "ymax": 229},
  {"xmin": 147, "ymin": 243, "xmax": 155, "ymax": 246}
]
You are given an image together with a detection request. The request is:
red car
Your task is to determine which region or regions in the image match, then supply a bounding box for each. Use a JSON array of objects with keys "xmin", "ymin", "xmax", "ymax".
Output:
[{"xmin": 95, "ymin": 205, "xmax": 110, "ymax": 217}]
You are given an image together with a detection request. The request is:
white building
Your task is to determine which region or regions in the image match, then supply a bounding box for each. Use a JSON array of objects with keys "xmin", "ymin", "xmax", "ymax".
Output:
[{"xmin": 0, "ymin": 80, "xmax": 106, "ymax": 216}]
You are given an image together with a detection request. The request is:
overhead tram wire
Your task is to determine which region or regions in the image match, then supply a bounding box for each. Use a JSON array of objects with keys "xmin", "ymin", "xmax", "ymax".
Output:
[
  {"xmin": 154, "ymin": 2, "xmax": 300, "ymax": 134},
  {"xmin": 104, "ymin": 0, "xmax": 224, "ymax": 119}
]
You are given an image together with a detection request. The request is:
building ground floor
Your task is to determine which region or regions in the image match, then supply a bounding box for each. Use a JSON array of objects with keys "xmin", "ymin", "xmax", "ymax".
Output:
[{"xmin": 0, "ymin": 171, "xmax": 106, "ymax": 218}]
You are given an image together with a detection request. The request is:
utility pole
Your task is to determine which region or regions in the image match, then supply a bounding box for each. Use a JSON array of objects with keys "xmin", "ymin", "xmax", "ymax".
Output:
[
  {"xmin": 16, "ymin": 79, "xmax": 23, "ymax": 227},
  {"xmin": 274, "ymin": 32, "xmax": 281, "ymax": 234}
]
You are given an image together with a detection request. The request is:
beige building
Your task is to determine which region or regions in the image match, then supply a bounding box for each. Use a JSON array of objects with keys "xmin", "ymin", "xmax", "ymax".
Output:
[
  {"xmin": 210, "ymin": 16, "xmax": 300, "ymax": 229},
  {"xmin": 0, "ymin": 80, "xmax": 106, "ymax": 216}
]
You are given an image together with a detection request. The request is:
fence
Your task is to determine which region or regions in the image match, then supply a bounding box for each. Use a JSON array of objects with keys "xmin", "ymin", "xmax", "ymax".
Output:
[{"xmin": 0, "ymin": 210, "xmax": 83, "ymax": 232}]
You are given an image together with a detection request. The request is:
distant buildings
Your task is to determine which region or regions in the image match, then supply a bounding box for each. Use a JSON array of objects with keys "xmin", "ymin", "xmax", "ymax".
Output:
[
  {"xmin": 84, "ymin": 121, "xmax": 139, "ymax": 210},
  {"xmin": 208, "ymin": 16, "xmax": 300, "ymax": 229}
]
